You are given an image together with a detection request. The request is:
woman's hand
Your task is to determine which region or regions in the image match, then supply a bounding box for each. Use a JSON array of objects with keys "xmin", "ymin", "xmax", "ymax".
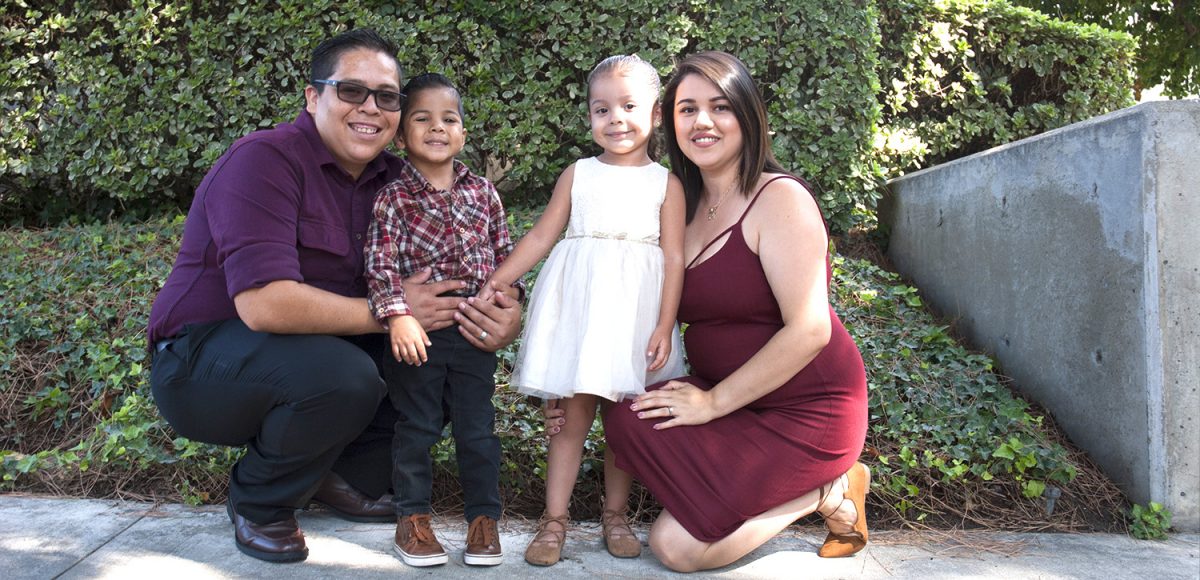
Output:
[
  {"xmin": 542, "ymin": 398, "xmax": 566, "ymax": 436},
  {"xmin": 629, "ymin": 380, "xmax": 719, "ymax": 430}
]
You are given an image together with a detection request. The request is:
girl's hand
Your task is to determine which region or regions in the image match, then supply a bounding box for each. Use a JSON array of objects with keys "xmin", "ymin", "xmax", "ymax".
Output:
[
  {"xmin": 474, "ymin": 279, "xmax": 497, "ymax": 303},
  {"xmin": 542, "ymin": 398, "xmax": 566, "ymax": 436},
  {"xmin": 388, "ymin": 315, "xmax": 431, "ymax": 365},
  {"xmin": 645, "ymin": 326, "xmax": 673, "ymax": 371},
  {"xmin": 629, "ymin": 380, "xmax": 718, "ymax": 430}
]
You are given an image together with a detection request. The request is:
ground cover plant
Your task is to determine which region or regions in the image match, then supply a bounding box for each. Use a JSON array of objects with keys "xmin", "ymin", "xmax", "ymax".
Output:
[{"xmin": 0, "ymin": 213, "xmax": 1126, "ymax": 530}]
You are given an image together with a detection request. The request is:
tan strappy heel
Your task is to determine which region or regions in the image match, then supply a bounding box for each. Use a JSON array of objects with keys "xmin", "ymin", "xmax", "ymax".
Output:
[{"xmin": 816, "ymin": 462, "xmax": 870, "ymax": 558}]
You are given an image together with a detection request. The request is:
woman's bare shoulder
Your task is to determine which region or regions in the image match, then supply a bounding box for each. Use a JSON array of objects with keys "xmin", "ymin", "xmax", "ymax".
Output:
[{"xmin": 756, "ymin": 173, "xmax": 821, "ymax": 221}]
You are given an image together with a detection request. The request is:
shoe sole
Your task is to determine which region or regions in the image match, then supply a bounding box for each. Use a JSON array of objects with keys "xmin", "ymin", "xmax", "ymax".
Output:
[
  {"xmin": 604, "ymin": 542, "xmax": 643, "ymax": 559},
  {"xmin": 234, "ymin": 539, "xmax": 309, "ymax": 563},
  {"xmin": 226, "ymin": 501, "xmax": 308, "ymax": 563},
  {"xmin": 393, "ymin": 543, "xmax": 448, "ymax": 567},
  {"xmin": 463, "ymin": 552, "xmax": 504, "ymax": 566},
  {"xmin": 308, "ymin": 500, "xmax": 395, "ymax": 523}
]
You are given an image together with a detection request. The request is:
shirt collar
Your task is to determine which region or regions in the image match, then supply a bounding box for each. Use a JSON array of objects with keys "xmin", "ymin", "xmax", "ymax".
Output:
[
  {"xmin": 294, "ymin": 108, "xmax": 390, "ymax": 183},
  {"xmin": 398, "ymin": 157, "xmax": 472, "ymax": 191}
]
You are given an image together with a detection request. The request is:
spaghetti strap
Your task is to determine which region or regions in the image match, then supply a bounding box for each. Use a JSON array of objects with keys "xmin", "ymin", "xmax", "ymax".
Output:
[
  {"xmin": 686, "ymin": 231, "xmax": 727, "ymax": 270},
  {"xmin": 737, "ymin": 175, "xmax": 796, "ymax": 225},
  {"xmin": 686, "ymin": 175, "xmax": 799, "ymax": 269}
]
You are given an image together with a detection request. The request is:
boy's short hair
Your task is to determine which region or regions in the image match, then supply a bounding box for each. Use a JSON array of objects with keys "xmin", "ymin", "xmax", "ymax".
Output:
[{"xmin": 401, "ymin": 73, "xmax": 465, "ymax": 122}]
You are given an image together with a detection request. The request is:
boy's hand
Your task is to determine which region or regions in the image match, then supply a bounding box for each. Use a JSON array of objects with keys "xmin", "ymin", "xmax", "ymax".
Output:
[
  {"xmin": 388, "ymin": 315, "xmax": 431, "ymax": 365},
  {"xmin": 646, "ymin": 326, "xmax": 673, "ymax": 371}
]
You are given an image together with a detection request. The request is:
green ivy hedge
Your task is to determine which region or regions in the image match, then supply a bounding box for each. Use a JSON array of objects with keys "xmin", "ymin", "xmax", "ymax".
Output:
[
  {"xmin": 0, "ymin": 0, "xmax": 881, "ymax": 230},
  {"xmin": 2, "ymin": 0, "xmax": 1132, "ymax": 230},
  {"xmin": 1, "ymin": 213, "xmax": 1119, "ymax": 527},
  {"xmin": 875, "ymin": 0, "xmax": 1136, "ymax": 173}
]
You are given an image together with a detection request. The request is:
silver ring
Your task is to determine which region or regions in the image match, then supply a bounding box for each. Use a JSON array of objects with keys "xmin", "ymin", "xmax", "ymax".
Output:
[
  {"xmin": 669, "ymin": 406, "xmax": 675, "ymax": 417},
  {"xmin": 478, "ymin": 330, "xmax": 489, "ymax": 341}
]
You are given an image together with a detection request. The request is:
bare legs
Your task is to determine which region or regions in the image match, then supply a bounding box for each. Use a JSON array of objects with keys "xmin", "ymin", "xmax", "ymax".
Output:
[
  {"xmin": 647, "ymin": 468, "xmax": 860, "ymax": 573},
  {"xmin": 528, "ymin": 395, "xmax": 635, "ymax": 564},
  {"xmin": 543, "ymin": 395, "xmax": 633, "ymax": 515}
]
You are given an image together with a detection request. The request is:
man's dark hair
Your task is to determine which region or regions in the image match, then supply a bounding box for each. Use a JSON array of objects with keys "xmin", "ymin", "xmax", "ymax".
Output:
[
  {"xmin": 400, "ymin": 73, "xmax": 465, "ymax": 122},
  {"xmin": 310, "ymin": 29, "xmax": 402, "ymax": 88}
]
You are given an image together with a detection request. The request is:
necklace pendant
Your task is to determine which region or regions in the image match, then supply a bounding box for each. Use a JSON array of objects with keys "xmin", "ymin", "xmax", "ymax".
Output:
[{"xmin": 707, "ymin": 206, "xmax": 717, "ymax": 220}]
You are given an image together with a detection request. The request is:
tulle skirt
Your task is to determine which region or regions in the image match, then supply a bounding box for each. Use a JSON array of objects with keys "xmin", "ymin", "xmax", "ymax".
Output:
[{"xmin": 511, "ymin": 237, "xmax": 685, "ymax": 402}]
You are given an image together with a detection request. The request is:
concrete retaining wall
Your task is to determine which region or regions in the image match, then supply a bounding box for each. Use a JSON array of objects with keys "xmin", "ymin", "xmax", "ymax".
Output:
[{"xmin": 880, "ymin": 100, "xmax": 1199, "ymax": 531}]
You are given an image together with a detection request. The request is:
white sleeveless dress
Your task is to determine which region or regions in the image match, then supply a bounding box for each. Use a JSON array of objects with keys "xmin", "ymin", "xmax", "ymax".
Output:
[{"xmin": 511, "ymin": 157, "xmax": 686, "ymax": 401}]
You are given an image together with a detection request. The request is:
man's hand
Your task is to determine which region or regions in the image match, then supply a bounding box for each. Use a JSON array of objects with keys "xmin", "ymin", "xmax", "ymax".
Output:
[
  {"xmin": 403, "ymin": 268, "xmax": 467, "ymax": 332},
  {"xmin": 456, "ymin": 281, "xmax": 522, "ymax": 352}
]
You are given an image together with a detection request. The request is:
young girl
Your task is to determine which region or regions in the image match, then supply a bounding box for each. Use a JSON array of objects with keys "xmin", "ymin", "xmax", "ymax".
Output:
[{"xmin": 479, "ymin": 55, "xmax": 686, "ymax": 566}]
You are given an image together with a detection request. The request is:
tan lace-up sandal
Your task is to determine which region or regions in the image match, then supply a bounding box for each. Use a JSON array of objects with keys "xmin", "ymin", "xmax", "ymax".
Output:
[
  {"xmin": 600, "ymin": 509, "xmax": 642, "ymax": 558},
  {"xmin": 524, "ymin": 513, "xmax": 569, "ymax": 566},
  {"xmin": 815, "ymin": 462, "xmax": 871, "ymax": 558}
]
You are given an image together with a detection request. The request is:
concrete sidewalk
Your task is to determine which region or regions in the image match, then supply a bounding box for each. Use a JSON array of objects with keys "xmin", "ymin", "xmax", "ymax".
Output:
[{"xmin": 1, "ymin": 494, "xmax": 1196, "ymax": 579}]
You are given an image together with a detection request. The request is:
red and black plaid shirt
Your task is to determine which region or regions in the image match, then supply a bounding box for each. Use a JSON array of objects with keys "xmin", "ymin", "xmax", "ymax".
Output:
[{"xmin": 365, "ymin": 159, "xmax": 519, "ymax": 322}]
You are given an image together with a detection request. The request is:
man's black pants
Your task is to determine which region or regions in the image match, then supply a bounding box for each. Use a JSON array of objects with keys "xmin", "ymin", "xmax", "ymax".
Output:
[{"xmin": 150, "ymin": 319, "xmax": 396, "ymax": 524}]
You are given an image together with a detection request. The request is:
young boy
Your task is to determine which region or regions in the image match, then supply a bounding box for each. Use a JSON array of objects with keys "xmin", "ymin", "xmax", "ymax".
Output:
[{"xmin": 365, "ymin": 73, "xmax": 521, "ymax": 568}]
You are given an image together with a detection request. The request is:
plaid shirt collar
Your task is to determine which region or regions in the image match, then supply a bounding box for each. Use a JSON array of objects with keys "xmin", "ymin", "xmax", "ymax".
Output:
[{"xmin": 395, "ymin": 157, "xmax": 472, "ymax": 194}]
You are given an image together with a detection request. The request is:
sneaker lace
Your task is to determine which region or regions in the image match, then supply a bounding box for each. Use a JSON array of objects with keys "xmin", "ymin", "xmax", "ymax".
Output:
[
  {"xmin": 469, "ymin": 517, "xmax": 496, "ymax": 546},
  {"xmin": 410, "ymin": 514, "xmax": 436, "ymax": 543}
]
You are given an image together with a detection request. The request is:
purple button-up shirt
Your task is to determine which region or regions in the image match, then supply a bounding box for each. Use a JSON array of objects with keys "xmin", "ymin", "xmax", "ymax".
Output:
[{"xmin": 148, "ymin": 109, "xmax": 406, "ymax": 344}]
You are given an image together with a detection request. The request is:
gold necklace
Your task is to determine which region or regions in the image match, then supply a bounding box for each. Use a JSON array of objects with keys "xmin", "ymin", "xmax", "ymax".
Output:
[{"xmin": 706, "ymin": 179, "xmax": 739, "ymax": 221}]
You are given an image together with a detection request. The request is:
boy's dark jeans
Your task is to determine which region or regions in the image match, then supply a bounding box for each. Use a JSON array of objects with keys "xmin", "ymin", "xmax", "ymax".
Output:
[{"xmin": 386, "ymin": 327, "xmax": 502, "ymax": 522}]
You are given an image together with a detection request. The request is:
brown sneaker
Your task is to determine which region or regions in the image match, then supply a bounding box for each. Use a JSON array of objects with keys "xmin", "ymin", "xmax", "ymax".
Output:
[
  {"xmin": 393, "ymin": 514, "xmax": 448, "ymax": 567},
  {"xmin": 464, "ymin": 515, "xmax": 503, "ymax": 566}
]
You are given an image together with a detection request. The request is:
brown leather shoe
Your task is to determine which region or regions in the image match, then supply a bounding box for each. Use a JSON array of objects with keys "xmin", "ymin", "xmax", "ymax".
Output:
[
  {"xmin": 393, "ymin": 514, "xmax": 448, "ymax": 567},
  {"xmin": 226, "ymin": 499, "xmax": 308, "ymax": 563},
  {"xmin": 310, "ymin": 471, "xmax": 394, "ymax": 523},
  {"xmin": 817, "ymin": 462, "xmax": 870, "ymax": 558},
  {"xmin": 601, "ymin": 509, "xmax": 642, "ymax": 558},
  {"xmin": 464, "ymin": 515, "xmax": 503, "ymax": 566}
]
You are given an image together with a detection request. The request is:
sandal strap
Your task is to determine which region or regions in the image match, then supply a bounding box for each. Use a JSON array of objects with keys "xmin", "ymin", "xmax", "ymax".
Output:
[
  {"xmin": 815, "ymin": 474, "xmax": 846, "ymax": 518},
  {"xmin": 601, "ymin": 509, "xmax": 635, "ymax": 537},
  {"xmin": 531, "ymin": 514, "xmax": 568, "ymax": 545}
]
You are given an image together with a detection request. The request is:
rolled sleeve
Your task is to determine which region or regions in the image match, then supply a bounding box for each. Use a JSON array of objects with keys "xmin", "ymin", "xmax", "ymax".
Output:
[
  {"xmin": 487, "ymin": 182, "xmax": 525, "ymax": 297},
  {"xmin": 365, "ymin": 191, "xmax": 412, "ymax": 322},
  {"xmin": 222, "ymin": 241, "xmax": 302, "ymax": 298},
  {"xmin": 204, "ymin": 140, "xmax": 305, "ymax": 298}
]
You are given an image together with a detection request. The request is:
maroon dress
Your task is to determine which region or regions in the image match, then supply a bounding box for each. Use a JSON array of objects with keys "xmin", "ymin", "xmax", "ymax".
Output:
[{"xmin": 605, "ymin": 176, "xmax": 868, "ymax": 542}]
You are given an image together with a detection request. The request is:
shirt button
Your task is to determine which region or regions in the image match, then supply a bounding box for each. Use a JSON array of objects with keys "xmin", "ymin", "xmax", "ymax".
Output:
[{"xmin": 355, "ymin": 234, "xmax": 363, "ymax": 240}]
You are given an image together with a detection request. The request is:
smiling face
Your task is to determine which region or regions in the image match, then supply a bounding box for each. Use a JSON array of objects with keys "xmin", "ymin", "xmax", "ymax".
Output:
[
  {"xmin": 671, "ymin": 73, "xmax": 744, "ymax": 175},
  {"xmin": 588, "ymin": 72, "xmax": 659, "ymax": 165},
  {"xmin": 395, "ymin": 86, "xmax": 466, "ymax": 175},
  {"xmin": 305, "ymin": 48, "xmax": 401, "ymax": 179}
]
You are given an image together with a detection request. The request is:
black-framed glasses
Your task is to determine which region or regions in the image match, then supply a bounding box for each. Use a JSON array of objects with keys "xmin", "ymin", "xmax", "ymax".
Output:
[{"xmin": 311, "ymin": 79, "xmax": 403, "ymax": 112}]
